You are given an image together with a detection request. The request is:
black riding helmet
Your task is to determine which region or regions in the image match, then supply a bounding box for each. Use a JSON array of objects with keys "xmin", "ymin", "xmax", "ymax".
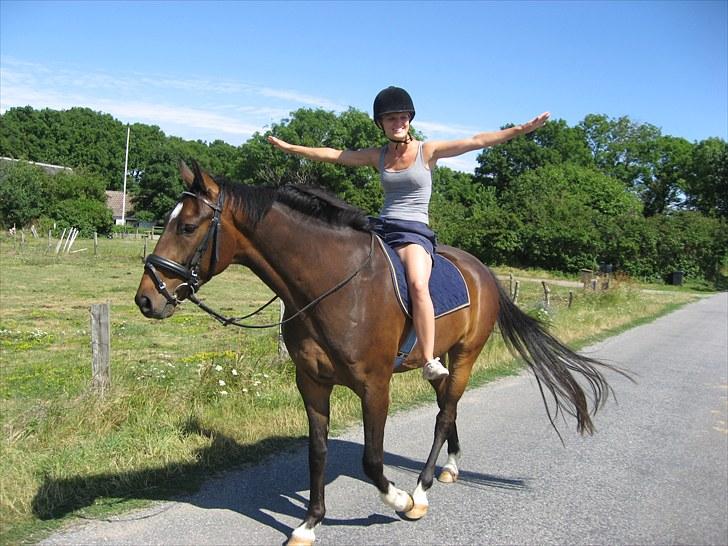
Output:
[
  {"xmin": 373, "ymin": 86, "xmax": 415, "ymax": 144},
  {"xmin": 373, "ymin": 86, "xmax": 415, "ymax": 127}
]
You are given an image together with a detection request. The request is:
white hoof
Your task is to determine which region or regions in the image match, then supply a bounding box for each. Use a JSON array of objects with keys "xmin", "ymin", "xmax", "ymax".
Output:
[
  {"xmin": 438, "ymin": 467, "xmax": 459, "ymax": 483},
  {"xmin": 438, "ymin": 452, "xmax": 461, "ymax": 483},
  {"xmin": 380, "ymin": 483, "xmax": 415, "ymax": 513},
  {"xmin": 287, "ymin": 523, "xmax": 315, "ymax": 546},
  {"xmin": 404, "ymin": 482, "xmax": 429, "ymax": 520}
]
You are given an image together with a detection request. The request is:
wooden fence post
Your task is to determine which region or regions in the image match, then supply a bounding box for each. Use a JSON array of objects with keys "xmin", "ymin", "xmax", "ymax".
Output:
[
  {"xmin": 90, "ymin": 303, "xmax": 111, "ymax": 394},
  {"xmin": 568, "ymin": 290, "xmax": 574, "ymax": 308},
  {"xmin": 509, "ymin": 273, "xmax": 514, "ymax": 299},
  {"xmin": 513, "ymin": 280, "xmax": 520, "ymax": 304},
  {"xmin": 542, "ymin": 281, "xmax": 551, "ymax": 307},
  {"xmin": 55, "ymin": 228, "xmax": 67, "ymax": 255}
]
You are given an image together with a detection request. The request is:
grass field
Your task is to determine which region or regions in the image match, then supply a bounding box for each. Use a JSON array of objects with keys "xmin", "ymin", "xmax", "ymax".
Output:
[{"xmin": 0, "ymin": 234, "xmax": 701, "ymax": 544}]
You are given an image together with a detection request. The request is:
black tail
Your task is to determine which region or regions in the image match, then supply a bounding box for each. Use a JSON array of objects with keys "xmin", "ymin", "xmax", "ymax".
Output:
[{"xmin": 494, "ymin": 278, "xmax": 630, "ymax": 436}]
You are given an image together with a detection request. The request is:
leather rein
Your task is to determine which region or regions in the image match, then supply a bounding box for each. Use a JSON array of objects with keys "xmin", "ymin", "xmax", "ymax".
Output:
[{"xmin": 144, "ymin": 186, "xmax": 375, "ymax": 329}]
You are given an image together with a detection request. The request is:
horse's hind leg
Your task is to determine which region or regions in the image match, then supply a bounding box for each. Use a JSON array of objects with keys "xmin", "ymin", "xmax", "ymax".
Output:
[
  {"xmin": 361, "ymin": 379, "xmax": 415, "ymax": 514},
  {"xmin": 406, "ymin": 349, "xmax": 477, "ymax": 520},
  {"xmin": 288, "ymin": 371, "xmax": 333, "ymax": 546}
]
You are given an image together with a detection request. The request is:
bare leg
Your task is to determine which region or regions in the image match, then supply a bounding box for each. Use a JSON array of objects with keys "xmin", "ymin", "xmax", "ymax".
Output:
[{"xmin": 395, "ymin": 244, "xmax": 435, "ymax": 362}]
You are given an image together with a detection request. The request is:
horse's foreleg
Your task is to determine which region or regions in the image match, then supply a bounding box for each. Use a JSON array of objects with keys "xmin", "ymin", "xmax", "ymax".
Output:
[
  {"xmin": 361, "ymin": 382, "xmax": 414, "ymax": 514},
  {"xmin": 289, "ymin": 371, "xmax": 333, "ymax": 546},
  {"xmin": 439, "ymin": 422, "xmax": 461, "ymax": 483}
]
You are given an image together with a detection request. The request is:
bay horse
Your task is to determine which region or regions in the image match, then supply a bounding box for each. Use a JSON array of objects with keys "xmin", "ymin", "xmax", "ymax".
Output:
[{"xmin": 135, "ymin": 161, "xmax": 623, "ymax": 546}]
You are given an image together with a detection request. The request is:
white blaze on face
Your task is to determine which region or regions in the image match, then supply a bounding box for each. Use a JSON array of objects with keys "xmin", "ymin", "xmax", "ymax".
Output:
[{"xmin": 168, "ymin": 202, "xmax": 184, "ymax": 224}]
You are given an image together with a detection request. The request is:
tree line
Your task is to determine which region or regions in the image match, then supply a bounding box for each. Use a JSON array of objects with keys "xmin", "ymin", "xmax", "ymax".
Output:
[{"xmin": 1, "ymin": 105, "xmax": 725, "ymax": 283}]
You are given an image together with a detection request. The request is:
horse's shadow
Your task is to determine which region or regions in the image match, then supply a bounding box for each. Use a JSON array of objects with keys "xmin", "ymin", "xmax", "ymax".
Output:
[{"xmin": 32, "ymin": 418, "xmax": 526, "ymax": 538}]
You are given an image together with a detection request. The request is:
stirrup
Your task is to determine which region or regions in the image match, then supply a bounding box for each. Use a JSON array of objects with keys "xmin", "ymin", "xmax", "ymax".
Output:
[{"xmin": 422, "ymin": 357, "xmax": 449, "ymax": 380}]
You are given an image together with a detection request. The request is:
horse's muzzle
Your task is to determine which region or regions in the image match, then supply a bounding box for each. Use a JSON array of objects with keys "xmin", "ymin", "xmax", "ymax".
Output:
[{"xmin": 135, "ymin": 284, "xmax": 177, "ymax": 319}]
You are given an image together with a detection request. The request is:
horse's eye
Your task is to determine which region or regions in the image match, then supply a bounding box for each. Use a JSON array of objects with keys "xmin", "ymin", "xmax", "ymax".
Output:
[{"xmin": 181, "ymin": 224, "xmax": 198, "ymax": 234}]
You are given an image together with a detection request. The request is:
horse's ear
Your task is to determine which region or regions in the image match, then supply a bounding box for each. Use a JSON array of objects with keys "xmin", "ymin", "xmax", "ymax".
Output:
[
  {"xmin": 190, "ymin": 160, "xmax": 219, "ymax": 199},
  {"xmin": 179, "ymin": 161, "xmax": 195, "ymax": 189}
]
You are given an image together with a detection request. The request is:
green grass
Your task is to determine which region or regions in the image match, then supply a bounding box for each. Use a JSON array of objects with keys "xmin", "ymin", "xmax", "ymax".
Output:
[{"xmin": 0, "ymin": 234, "xmax": 702, "ymax": 544}]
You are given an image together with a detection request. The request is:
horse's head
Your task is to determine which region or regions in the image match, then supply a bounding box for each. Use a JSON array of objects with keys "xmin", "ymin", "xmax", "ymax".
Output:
[{"xmin": 135, "ymin": 161, "xmax": 232, "ymax": 319}]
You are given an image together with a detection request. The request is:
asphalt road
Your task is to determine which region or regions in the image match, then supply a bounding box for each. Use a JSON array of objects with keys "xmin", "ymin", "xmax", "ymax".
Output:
[{"xmin": 42, "ymin": 293, "xmax": 728, "ymax": 545}]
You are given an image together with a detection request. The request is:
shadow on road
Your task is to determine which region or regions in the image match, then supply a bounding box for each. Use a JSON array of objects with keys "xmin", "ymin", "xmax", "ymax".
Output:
[{"xmin": 32, "ymin": 418, "xmax": 526, "ymax": 536}]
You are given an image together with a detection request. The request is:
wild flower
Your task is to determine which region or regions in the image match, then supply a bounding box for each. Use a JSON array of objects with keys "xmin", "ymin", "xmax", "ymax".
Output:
[
  {"xmin": 219, "ymin": 390, "xmax": 229, "ymax": 396},
  {"xmin": 214, "ymin": 365, "xmax": 223, "ymax": 372},
  {"xmin": 231, "ymin": 369, "xmax": 239, "ymax": 376}
]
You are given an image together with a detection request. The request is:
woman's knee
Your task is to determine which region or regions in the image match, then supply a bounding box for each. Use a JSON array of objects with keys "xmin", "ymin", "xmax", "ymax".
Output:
[{"xmin": 408, "ymin": 277, "xmax": 430, "ymax": 295}]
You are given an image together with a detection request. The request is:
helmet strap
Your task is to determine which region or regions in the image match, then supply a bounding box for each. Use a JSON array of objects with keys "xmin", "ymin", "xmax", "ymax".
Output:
[{"xmin": 381, "ymin": 127, "xmax": 412, "ymax": 146}]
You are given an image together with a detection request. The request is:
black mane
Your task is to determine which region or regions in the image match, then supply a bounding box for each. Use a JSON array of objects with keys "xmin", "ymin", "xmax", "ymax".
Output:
[{"xmin": 224, "ymin": 179, "xmax": 371, "ymax": 232}]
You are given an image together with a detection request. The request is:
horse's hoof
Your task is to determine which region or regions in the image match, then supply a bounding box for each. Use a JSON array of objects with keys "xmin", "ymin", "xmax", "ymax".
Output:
[
  {"xmin": 286, "ymin": 535, "xmax": 314, "ymax": 546},
  {"xmin": 438, "ymin": 468, "xmax": 459, "ymax": 483},
  {"xmin": 403, "ymin": 503, "xmax": 428, "ymax": 520},
  {"xmin": 287, "ymin": 526, "xmax": 315, "ymax": 546},
  {"xmin": 400, "ymin": 492, "xmax": 415, "ymax": 513}
]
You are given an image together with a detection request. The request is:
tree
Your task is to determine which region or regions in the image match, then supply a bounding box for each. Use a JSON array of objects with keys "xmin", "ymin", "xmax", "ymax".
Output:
[
  {"xmin": 642, "ymin": 136, "xmax": 694, "ymax": 216},
  {"xmin": 0, "ymin": 160, "xmax": 114, "ymax": 234},
  {"xmin": 0, "ymin": 106, "xmax": 127, "ymax": 183},
  {"xmin": 133, "ymin": 147, "xmax": 182, "ymax": 223},
  {"xmin": 236, "ymin": 107, "xmax": 385, "ymax": 213},
  {"xmin": 498, "ymin": 163, "xmax": 643, "ymax": 271},
  {"xmin": 578, "ymin": 114, "xmax": 683, "ymax": 216},
  {"xmin": 474, "ymin": 119, "xmax": 593, "ymax": 194},
  {"xmin": 52, "ymin": 198, "xmax": 113, "ymax": 237},
  {"xmin": 0, "ymin": 160, "xmax": 49, "ymax": 227},
  {"xmin": 684, "ymin": 137, "xmax": 728, "ymax": 217}
]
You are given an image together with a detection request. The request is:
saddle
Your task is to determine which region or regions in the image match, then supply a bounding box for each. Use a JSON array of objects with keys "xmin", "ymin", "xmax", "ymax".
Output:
[{"xmin": 375, "ymin": 237, "xmax": 470, "ymax": 368}]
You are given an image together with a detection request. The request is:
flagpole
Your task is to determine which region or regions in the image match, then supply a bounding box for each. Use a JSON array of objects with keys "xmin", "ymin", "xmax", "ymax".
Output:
[{"xmin": 121, "ymin": 125, "xmax": 130, "ymax": 225}]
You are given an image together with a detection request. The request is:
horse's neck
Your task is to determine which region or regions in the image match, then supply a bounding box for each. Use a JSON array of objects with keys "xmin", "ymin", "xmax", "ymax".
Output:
[{"xmin": 242, "ymin": 205, "xmax": 369, "ymax": 308}]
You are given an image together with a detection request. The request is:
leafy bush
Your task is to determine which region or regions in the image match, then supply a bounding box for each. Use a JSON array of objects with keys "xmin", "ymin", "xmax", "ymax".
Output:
[
  {"xmin": 51, "ymin": 198, "xmax": 113, "ymax": 237},
  {"xmin": 0, "ymin": 161, "xmax": 49, "ymax": 227},
  {"xmin": 0, "ymin": 160, "xmax": 113, "ymax": 235}
]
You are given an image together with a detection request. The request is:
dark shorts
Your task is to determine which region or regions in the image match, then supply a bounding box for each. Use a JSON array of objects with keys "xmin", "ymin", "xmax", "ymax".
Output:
[{"xmin": 369, "ymin": 217, "xmax": 437, "ymax": 258}]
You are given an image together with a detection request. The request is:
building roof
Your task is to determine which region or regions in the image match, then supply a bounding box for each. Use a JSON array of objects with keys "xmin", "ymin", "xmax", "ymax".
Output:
[
  {"xmin": 105, "ymin": 191, "xmax": 134, "ymax": 218},
  {"xmin": 0, "ymin": 157, "xmax": 74, "ymax": 175}
]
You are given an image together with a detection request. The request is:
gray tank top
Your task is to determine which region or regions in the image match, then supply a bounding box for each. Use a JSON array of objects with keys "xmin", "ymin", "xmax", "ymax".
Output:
[{"xmin": 379, "ymin": 142, "xmax": 432, "ymax": 224}]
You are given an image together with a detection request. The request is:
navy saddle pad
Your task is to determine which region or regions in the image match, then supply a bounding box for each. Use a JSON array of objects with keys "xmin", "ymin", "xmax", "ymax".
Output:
[{"xmin": 376, "ymin": 236, "xmax": 470, "ymax": 319}]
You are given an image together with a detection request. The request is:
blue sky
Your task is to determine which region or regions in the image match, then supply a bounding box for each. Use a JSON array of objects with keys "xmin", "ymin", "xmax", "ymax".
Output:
[{"xmin": 1, "ymin": 0, "xmax": 726, "ymax": 173}]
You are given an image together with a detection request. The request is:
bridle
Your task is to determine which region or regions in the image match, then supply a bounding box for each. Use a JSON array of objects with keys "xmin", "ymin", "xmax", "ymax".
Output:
[
  {"xmin": 144, "ymin": 186, "xmax": 375, "ymax": 329},
  {"xmin": 144, "ymin": 188, "xmax": 225, "ymax": 307}
]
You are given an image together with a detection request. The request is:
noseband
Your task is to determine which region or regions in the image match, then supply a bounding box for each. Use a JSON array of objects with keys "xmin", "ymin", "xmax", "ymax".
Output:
[{"xmin": 144, "ymin": 188, "xmax": 225, "ymax": 306}]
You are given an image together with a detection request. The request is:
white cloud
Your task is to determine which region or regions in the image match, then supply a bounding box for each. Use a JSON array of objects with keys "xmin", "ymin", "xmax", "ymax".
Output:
[
  {"xmin": 415, "ymin": 120, "xmax": 476, "ymax": 139},
  {"xmin": 0, "ymin": 57, "xmax": 348, "ymax": 143},
  {"xmin": 438, "ymin": 151, "xmax": 479, "ymax": 174},
  {"xmin": 255, "ymin": 86, "xmax": 347, "ymax": 111}
]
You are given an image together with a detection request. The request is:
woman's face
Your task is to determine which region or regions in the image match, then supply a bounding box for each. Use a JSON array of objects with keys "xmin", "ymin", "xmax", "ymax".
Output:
[{"xmin": 380, "ymin": 112, "xmax": 411, "ymax": 140}]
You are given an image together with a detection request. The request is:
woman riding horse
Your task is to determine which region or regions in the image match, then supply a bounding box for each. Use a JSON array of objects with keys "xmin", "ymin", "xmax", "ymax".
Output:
[
  {"xmin": 136, "ymin": 92, "xmax": 625, "ymax": 546},
  {"xmin": 268, "ymin": 86, "xmax": 550, "ymax": 381}
]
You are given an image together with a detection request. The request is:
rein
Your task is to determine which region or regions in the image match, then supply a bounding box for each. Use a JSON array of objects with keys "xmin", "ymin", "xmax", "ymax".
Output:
[{"xmin": 145, "ymin": 186, "xmax": 376, "ymax": 330}]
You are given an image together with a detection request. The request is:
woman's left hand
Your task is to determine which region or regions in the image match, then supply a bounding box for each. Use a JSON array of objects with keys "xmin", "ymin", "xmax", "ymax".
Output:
[{"xmin": 520, "ymin": 112, "xmax": 550, "ymax": 134}]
